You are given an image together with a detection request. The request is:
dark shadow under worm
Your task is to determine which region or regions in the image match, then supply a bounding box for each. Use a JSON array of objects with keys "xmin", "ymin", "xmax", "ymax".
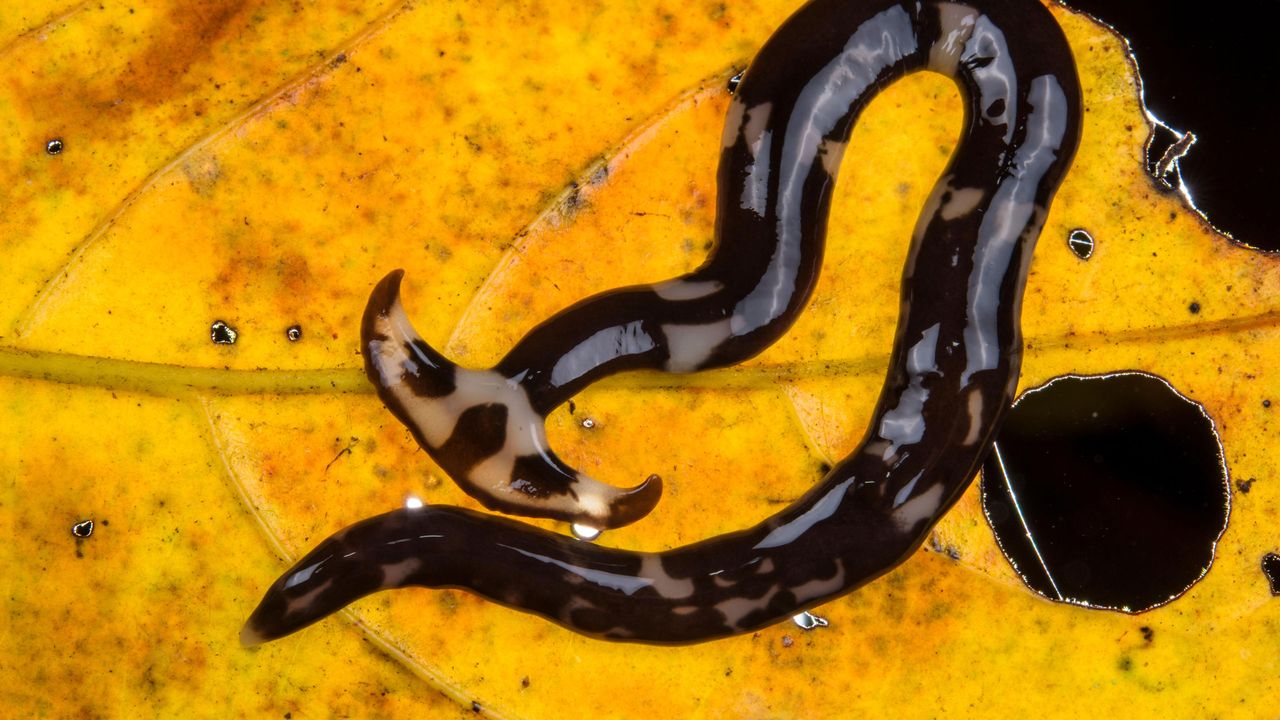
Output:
[{"xmin": 244, "ymin": 0, "xmax": 1081, "ymax": 645}]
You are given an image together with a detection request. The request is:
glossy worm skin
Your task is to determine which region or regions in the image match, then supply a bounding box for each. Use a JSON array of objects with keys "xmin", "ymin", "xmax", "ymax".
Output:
[{"xmin": 244, "ymin": 0, "xmax": 1081, "ymax": 645}]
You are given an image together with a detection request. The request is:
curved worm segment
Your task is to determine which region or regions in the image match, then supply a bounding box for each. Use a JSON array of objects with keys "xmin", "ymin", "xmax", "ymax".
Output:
[
  {"xmin": 242, "ymin": 505, "xmax": 819, "ymax": 647},
  {"xmin": 362, "ymin": 270, "xmax": 662, "ymax": 529},
  {"xmin": 250, "ymin": 0, "xmax": 1082, "ymax": 647}
]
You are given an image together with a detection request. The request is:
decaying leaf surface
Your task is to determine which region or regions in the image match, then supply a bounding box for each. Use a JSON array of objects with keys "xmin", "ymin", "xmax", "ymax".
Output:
[{"xmin": 2, "ymin": 1, "xmax": 1278, "ymax": 718}]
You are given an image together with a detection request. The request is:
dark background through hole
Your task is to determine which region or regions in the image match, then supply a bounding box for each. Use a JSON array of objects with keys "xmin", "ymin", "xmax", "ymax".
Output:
[{"xmin": 1065, "ymin": 0, "xmax": 1276, "ymax": 250}]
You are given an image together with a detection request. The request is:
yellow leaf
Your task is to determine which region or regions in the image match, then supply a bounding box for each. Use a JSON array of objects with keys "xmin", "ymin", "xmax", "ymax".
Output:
[{"xmin": 2, "ymin": 1, "xmax": 1277, "ymax": 718}]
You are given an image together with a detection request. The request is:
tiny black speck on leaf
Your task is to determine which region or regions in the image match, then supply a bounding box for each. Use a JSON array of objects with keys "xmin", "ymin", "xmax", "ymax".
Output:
[
  {"xmin": 471, "ymin": 701, "xmax": 482, "ymax": 713},
  {"xmin": 1188, "ymin": 302, "xmax": 1201, "ymax": 314},
  {"xmin": 1263, "ymin": 399, "xmax": 1271, "ymax": 408}
]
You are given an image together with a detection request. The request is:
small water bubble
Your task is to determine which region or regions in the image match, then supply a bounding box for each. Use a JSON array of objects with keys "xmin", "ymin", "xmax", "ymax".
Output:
[
  {"xmin": 405, "ymin": 496, "xmax": 425, "ymax": 510},
  {"xmin": 580, "ymin": 417, "xmax": 596, "ymax": 429},
  {"xmin": 726, "ymin": 70, "xmax": 745, "ymax": 95},
  {"xmin": 571, "ymin": 523, "xmax": 601, "ymax": 541},
  {"xmin": 286, "ymin": 324, "xmax": 302, "ymax": 342},
  {"xmin": 1067, "ymin": 229, "xmax": 1094, "ymax": 259},
  {"xmin": 210, "ymin": 320, "xmax": 238, "ymax": 345},
  {"xmin": 792, "ymin": 611, "xmax": 829, "ymax": 630},
  {"xmin": 46, "ymin": 138, "xmax": 64, "ymax": 155},
  {"xmin": 71, "ymin": 519, "xmax": 94, "ymax": 538}
]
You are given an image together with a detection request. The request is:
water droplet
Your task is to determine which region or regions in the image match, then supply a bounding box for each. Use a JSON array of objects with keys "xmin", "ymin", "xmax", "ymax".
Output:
[
  {"xmin": 210, "ymin": 320, "xmax": 238, "ymax": 345},
  {"xmin": 286, "ymin": 325, "xmax": 302, "ymax": 342},
  {"xmin": 571, "ymin": 523, "xmax": 601, "ymax": 541},
  {"xmin": 45, "ymin": 138, "xmax": 64, "ymax": 155},
  {"xmin": 726, "ymin": 70, "xmax": 745, "ymax": 95},
  {"xmin": 781, "ymin": 635, "xmax": 794, "ymax": 648},
  {"xmin": 981, "ymin": 372, "xmax": 1228, "ymax": 612},
  {"xmin": 405, "ymin": 496, "xmax": 425, "ymax": 510},
  {"xmin": 792, "ymin": 611, "xmax": 828, "ymax": 630},
  {"xmin": 1067, "ymin": 228, "xmax": 1094, "ymax": 259},
  {"xmin": 71, "ymin": 519, "xmax": 94, "ymax": 538},
  {"xmin": 580, "ymin": 417, "xmax": 596, "ymax": 429}
]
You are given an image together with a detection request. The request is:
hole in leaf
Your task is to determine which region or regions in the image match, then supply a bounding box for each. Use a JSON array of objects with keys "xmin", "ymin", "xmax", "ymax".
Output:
[
  {"xmin": 210, "ymin": 320, "xmax": 238, "ymax": 345},
  {"xmin": 1067, "ymin": 228, "xmax": 1094, "ymax": 259},
  {"xmin": 981, "ymin": 372, "xmax": 1228, "ymax": 612}
]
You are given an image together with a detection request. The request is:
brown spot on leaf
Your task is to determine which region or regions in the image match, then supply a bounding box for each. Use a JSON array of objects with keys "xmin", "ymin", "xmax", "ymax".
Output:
[
  {"xmin": 120, "ymin": 0, "xmax": 260, "ymax": 106},
  {"xmin": 19, "ymin": 1, "xmax": 263, "ymax": 123}
]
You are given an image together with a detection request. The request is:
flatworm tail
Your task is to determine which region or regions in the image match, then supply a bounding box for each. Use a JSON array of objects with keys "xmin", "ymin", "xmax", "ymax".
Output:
[{"xmin": 251, "ymin": 0, "xmax": 1081, "ymax": 644}]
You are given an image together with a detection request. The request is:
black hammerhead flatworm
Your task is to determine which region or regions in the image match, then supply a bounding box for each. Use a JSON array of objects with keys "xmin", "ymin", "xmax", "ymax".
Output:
[{"xmin": 244, "ymin": 0, "xmax": 1081, "ymax": 645}]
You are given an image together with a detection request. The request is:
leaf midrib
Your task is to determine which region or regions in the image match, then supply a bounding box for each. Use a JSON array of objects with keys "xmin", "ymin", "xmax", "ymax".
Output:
[{"xmin": 4, "ymin": 307, "xmax": 1276, "ymax": 396}]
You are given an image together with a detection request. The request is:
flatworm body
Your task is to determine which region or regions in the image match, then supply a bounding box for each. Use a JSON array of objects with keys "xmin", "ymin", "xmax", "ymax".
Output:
[{"xmin": 245, "ymin": 0, "xmax": 1081, "ymax": 645}]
